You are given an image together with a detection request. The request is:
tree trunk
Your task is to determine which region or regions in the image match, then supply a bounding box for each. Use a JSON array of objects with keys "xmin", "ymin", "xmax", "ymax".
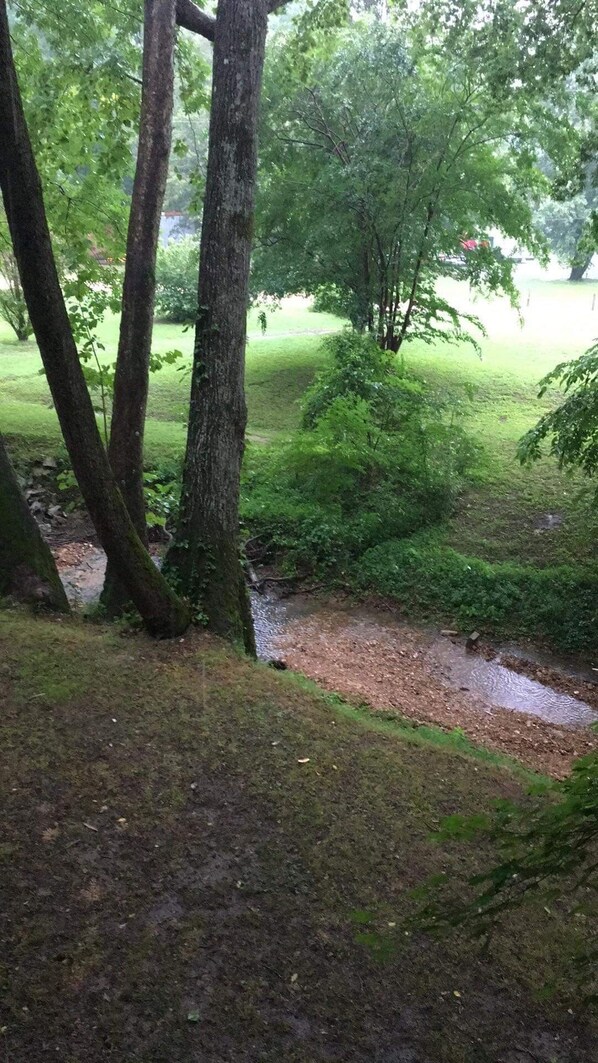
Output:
[
  {"xmin": 102, "ymin": 0, "xmax": 177, "ymax": 616},
  {"xmin": 569, "ymin": 256, "xmax": 592, "ymax": 282},
  {"xmin": 0, "ymin": 435, "xmax": 69, "ymax": 611},
  {"xmin": 165, "ymin": 0, "xmax": 268, "ymax": 654},
  {"xmin": 0, "ymin": 0, "xmax": 190, "ymax": 638}
]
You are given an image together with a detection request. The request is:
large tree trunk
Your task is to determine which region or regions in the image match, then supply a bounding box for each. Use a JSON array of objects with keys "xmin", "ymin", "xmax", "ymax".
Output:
[
  {"xmin": 0, "ymin": 0, "xmax": 190, "ymax": 638},
  {"xmin": 0, "ymin": 435, "xmax": 69, "ymax": 612},
  {"xmin": 569, "ymin": 255, "xmax": 592, "ymax": 282},
  {"xmin": 166, "ymin": 0, "xmax": 268, "ymax": 654},
  {"xmin": 102, "ymin": 0, "xmax": 177, "ymax": 616}
]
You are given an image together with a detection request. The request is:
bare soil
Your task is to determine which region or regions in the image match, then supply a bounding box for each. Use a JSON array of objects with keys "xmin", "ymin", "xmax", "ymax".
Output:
[{"xmin": 1, "ymin": 613, "xmax": 596, "ymax": 1063}]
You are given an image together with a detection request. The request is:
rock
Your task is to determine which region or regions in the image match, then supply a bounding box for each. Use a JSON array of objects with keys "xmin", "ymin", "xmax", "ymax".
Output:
[
  {"xmin": 42, "ymin": 456, "xmax": 58, "ymax": 469},
  {"xmin": 47, "ymin": 505, "xmax": 64, "ymax": 519},
  {"xmin": 268, "ymin": 658, "xmax": 288, "ymax": 671},
  {"xmin": 466, "ymin": 631, "xmax": 481, "ymax": 651}
]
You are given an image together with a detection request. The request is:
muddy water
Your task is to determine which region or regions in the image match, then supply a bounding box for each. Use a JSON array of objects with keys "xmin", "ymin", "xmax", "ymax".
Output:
[{"xmin": 252, "ymin": 590, "xmax": 598, "ymax": 730}]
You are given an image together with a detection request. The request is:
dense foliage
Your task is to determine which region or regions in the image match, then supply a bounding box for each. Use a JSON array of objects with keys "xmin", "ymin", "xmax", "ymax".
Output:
[
  {"xmin": 242, "ymin": 332, "xmax": 476, "ymax": 570},
  {"xmin": 358, "ymin": 537, "xmax": 598, "ymax": 654},
  {"xmin": 155, "ymin": 236, "xmax": 200, "ymax": 323},
  {"xmin": 519, "ymin": 340, "xmax": 598, "ymax": 498},
  {"xmin": 0, "ymin": 239, "xmax": 31, "ymax": 341},
  {"xmin": 254, "ymin": 20, "xmax": 549, "ymax": 350}
]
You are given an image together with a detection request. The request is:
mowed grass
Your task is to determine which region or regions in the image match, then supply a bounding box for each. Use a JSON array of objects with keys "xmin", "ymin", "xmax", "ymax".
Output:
[
  {"xmin": 402, "ymin": 277, "xmax": 598, "ymax": 566},
  {"xmin": 1, "ymin": 277, "xmax": 598, "ymax": 566},
  {"xmin": 0, "ymin": 299, "xmax": 337, "ymax": 460},
  {"xmin": 0, "ymin": 611, "xmax": 595, "ymax": 1062}
]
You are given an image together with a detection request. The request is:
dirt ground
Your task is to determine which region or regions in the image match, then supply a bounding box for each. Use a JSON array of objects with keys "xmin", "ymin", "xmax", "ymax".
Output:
[
  {"xmin": 270, "ymin": 609, "xmax": 597, "ymax": 779},
  {"xmin": 1, "ymin": 613, "xmax": 596, "ymax": 1063}
]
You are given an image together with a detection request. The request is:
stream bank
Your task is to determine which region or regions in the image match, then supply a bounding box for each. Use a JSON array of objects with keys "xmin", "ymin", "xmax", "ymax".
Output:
[{"xmin": 52, "ymin": 542, "xmax": 597, "ymax": 777}]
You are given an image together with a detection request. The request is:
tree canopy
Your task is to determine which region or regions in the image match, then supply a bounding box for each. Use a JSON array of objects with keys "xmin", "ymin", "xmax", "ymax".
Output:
[{"xmin": 253, "ymin": 18, "xmax": 556, "ymax": 350}]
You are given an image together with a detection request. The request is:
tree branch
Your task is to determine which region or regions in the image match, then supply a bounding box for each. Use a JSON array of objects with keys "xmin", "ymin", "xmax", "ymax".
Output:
[
  {"xmin": 176, "ymin": 0, "xmax": 286, "ymax": 41},
  {"xmin": 176, "ymin": 0, "xmax": 215, "ymax": 40}
]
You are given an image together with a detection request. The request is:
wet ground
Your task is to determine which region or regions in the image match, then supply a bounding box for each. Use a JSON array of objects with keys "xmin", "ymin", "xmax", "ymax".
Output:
[
  {"xmin": 54, "ymin": 543, "xmax": 598, "ymax": 776},
  {"xmin": 252, "ymin": 588, "xmax": 598, "ymax": 777}
]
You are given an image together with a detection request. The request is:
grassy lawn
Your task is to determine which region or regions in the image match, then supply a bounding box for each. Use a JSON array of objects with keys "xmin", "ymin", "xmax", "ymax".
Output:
[
  {"xmin": 0, "ymin": 299, "xmax": 335, "ymax": 460},
  {"xmin": 1, "ymin": 610, "xmax": 595, "ymax": 1062},
  {"xmin": 401, "ymin": 278, "xmax": 598, "ymax": 566},
  {"xmin": 1, "ymin": 277, "xmax": 597, "ymax": 566}
]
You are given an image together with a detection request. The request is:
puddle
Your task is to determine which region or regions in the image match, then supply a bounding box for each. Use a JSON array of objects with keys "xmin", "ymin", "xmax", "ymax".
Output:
[
  {"xmin": 427, "ymin": 638, "xmax": 597, "ymax": 728},
  {"xmin": 534, "ymin": 512, "xmax": 564, "ymax": 532}
]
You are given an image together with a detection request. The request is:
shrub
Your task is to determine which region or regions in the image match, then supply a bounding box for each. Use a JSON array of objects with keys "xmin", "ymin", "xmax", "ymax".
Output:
[
  {"xmin": 358, "ymin": 538, "xmax": 598, "ymax": 653},
  {"xmin": 0, "ymin": 247, "xmax": 32, "ymax": 342},
  {"xmin": 155, "ymin": 236, "xmax": 199, "ymax": 324},
  {"xmin": 242, "ymin": 372, "xmax": 476, "ymax": 573},
  {"xmin": 302, "ymin": 329, "xmax": 400, "ymax": 428}
]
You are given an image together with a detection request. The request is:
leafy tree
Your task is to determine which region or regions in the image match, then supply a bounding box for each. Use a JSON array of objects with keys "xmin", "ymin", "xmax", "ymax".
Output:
[
  {"xmin": 155, "ymin": 235, "xmax": 200, "ymax": 323},
  {"xmin": 254, "ymin": 22, "xmax": 548, "ymax": 351},
  {"xmin": 165, "ymin": 0, "xmax": 295, "ymax": 652},
  {"xmin": 518, "ymin": 340, "xmax": 598, "ymax": 494},
  {"xmin": 0, "ymin": 234, "xmax": 32, "ymax": 341},
  {"xmin": 536, "ymin": 191, "xmax": 597, "ymax": 281},
  {"xmin": 102, "ymin": 0, "xmax": 180, "ymax": 616}
]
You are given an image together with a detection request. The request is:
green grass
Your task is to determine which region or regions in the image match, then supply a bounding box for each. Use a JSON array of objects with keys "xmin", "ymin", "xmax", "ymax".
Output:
[
  {"xmin": 1, "ymin": 610, "xmax": 594, "ymax": 1061},
  {"xmin": 0, "ymin": 299, "xmax": 334, "ymax": 460},
  {"xmin": 402, "ymin": 278, "xmax": 598, "ymax": 566},
  {"xmin": 2, "ymin": 278, "xmax": 598, "ymax": 566}
]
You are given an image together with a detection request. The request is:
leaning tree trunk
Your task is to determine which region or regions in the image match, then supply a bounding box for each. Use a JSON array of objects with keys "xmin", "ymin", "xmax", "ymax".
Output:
[
  {"xmin": 0, "ymin": 435, "xmax": 69, "ymax": 611},
  {"xmin": 0, "ymin": 0, "xmax": 190, "ymax": 638},
  {"xmin": 102, "ymin": 0, "xmax": 177, "ymax": 616},
  {"xmin": 166, "ymin": 0, "xmax": 268, "ymax": 654},
  {"xmin": 569, "ymin": 255, "xmax": 592, "ymax": 282}
]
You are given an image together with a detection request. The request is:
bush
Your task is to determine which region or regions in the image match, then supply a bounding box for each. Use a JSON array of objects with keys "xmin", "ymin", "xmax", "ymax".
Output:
[
  {"xmin": 358, "ymin": 538, "xmax": 598, "ymax": 653},
  {"xmin": 302, "ymin": 329, "xmax": 400, "ymax": 428},
  {"xmin": 242, "ymin": 354, "xmax": 476, "ymax": 573},
  {"xmin": 155, "ymin": 237, "xmax": 199, "ymax": 324}
]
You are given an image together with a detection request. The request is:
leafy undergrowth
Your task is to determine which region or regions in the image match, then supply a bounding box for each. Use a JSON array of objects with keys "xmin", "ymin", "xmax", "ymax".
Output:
[{"xmin": 0, "ymin": 613, "xmax": 595, "ymax": 1062}]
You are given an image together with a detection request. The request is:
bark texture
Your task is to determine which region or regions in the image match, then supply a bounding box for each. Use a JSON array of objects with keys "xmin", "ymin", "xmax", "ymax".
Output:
[
  {"xmin": 0, "ymin": 0, "xmax": 190, "ymax": 638},
  {"xmin": 569, "ymin": 256, "xmax": 592, "ymax": 281},
  {"xmin": 0, "ymin": 435, "xmax": 69, "ymax": 611},
  {"xmin": 102, "ymin": 0, "xmax": 176, "ymax": 615},
  {"xmin": 166, "ymin": 0, "xmax": 268, "ymax": 653}
]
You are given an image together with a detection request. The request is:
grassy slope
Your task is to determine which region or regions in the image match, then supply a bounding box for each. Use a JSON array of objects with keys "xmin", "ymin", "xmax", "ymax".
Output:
[
  {"xmin": 1, "ymin": 611, "xmax": 595, "ymax": 1063},
  {"xmin": 2, "ymin": 280, "xmax": 598, "ymax": 566},
  {"xmin": 0, "ymin": 301, "xmax": 335, "ymax": 460},
  {"xmin": 405, "ymin": 278, "xmax": 598, "ymax": 566}
]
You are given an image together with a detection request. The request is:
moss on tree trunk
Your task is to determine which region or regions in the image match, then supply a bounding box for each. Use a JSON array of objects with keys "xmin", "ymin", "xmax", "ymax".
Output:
[
  {"xmin": 0, "ymin": 435, "xmax": 69, "ymax": 612},
  {"xmin": 166, "ymin": 0, "xmax": 268, "ymax": 654}
]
